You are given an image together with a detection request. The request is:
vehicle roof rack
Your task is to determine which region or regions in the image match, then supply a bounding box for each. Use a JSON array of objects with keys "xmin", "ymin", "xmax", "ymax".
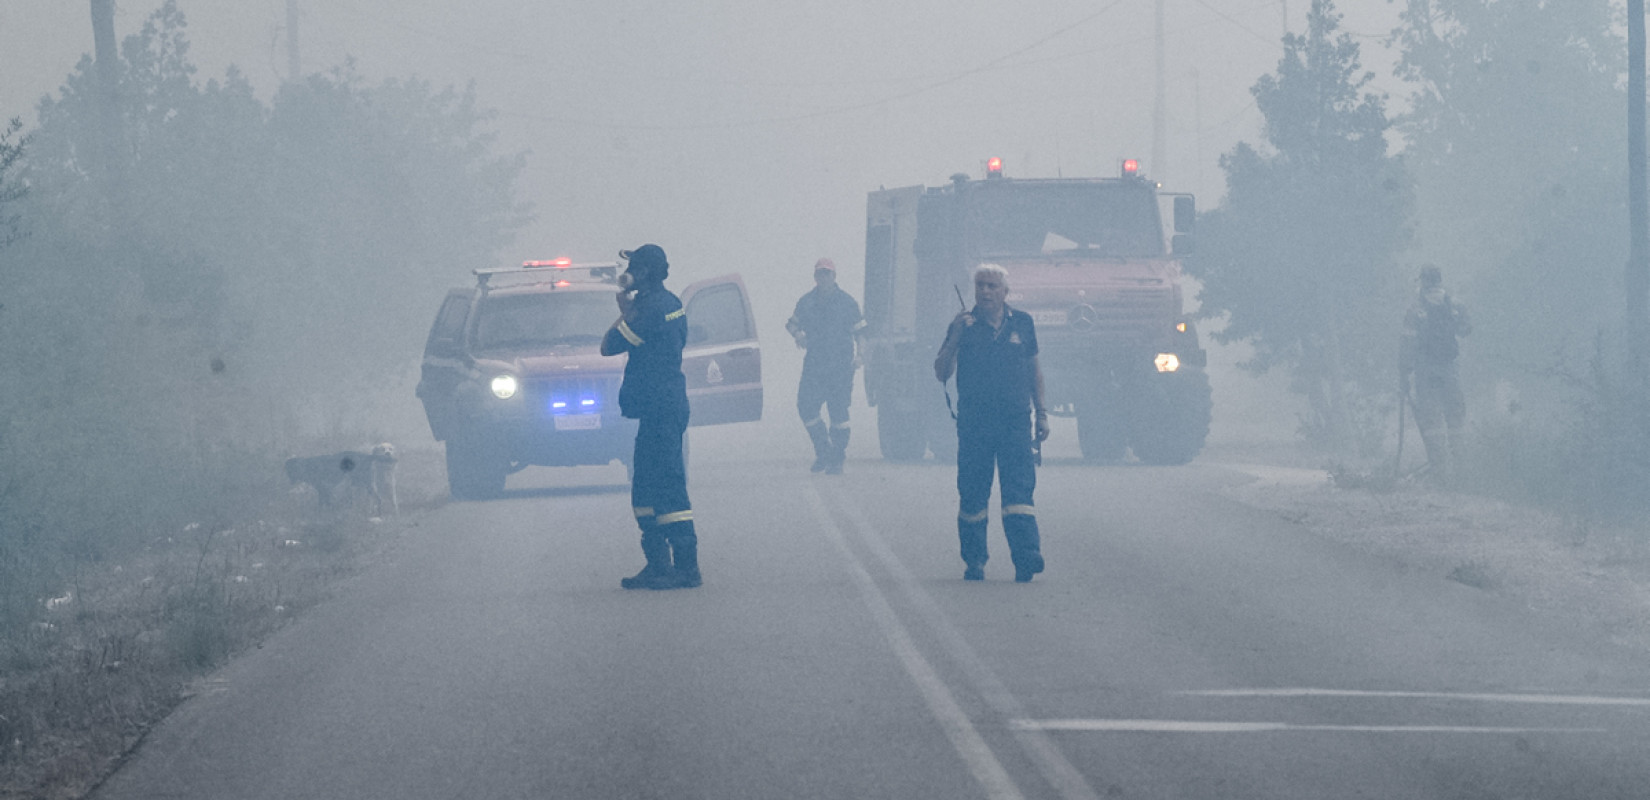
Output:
[{"xmin": 474, "ymin": 259, "xmax": 621, "ymax": 289}]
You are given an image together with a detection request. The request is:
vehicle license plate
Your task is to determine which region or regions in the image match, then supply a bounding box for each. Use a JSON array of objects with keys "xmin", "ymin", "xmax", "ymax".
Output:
[
  {"xmin": 554, "ymin": 414, "xmax": 602, "ymax": 431},
  {"xmin": 1031, "ymin": 310, "xmax": 1066, "ymax": 327}
]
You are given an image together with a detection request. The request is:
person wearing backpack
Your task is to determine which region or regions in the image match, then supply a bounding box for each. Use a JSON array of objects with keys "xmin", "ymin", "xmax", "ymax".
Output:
[{"xmin": 1400, "ymin": 265, "xmax": 1471, "ymax": 484}]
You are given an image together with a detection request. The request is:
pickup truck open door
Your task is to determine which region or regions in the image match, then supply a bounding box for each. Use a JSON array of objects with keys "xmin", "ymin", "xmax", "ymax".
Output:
[{"xmin": 680, "ymin": 274, "xmax": 762, "ymax": 426}]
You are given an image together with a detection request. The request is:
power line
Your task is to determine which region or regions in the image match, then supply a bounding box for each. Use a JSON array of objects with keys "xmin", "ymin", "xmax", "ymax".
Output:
[
  {"xmin": 491, "ymin": 0, "xmax": 1133, "ymax": 131},
  {"xmin": 1187, "ymin": 0, "xmax": 1284, "ymax": 50}
]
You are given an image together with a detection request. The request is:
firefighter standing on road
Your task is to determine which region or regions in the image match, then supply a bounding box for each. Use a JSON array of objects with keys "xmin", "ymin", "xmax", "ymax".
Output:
[
  {"xmin": 602, "ymin": 244, "xmax": 700, "ymax": 590},
  {"xmin": 787, "ymin": 258, "xmax": 865, "ymax": 474},
  {"xmin": 934, "ymin": 264, "xmax": 1049, "ymax": 582},
  {"xmin": 1400, "ymin": 264, "xmax": 1472, "ymax": 485}
]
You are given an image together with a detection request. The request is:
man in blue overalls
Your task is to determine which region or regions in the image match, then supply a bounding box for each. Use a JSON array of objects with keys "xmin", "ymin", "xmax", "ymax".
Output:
[
  {"xmin": 933, "ymin": 263, "xmax": 1049, "ymax": 582},
  {"xmin": 786, "ymin": 257, "xmax": 865, "ymax": 474},
  {"xmin": 602, "ymin": 244, "xmax": 699, "ymax": 590}
]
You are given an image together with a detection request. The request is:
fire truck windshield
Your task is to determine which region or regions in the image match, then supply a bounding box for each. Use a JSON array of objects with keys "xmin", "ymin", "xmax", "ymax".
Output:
[{"xmin": 968, "ymin": 182, "xmax": 1163, "ymax": 259}]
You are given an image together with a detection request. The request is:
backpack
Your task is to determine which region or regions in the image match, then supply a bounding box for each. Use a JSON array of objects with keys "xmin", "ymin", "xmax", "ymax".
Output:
[{"xmin": 1417, "ymin": 297, "xmax": 1460, "ymax": 363}]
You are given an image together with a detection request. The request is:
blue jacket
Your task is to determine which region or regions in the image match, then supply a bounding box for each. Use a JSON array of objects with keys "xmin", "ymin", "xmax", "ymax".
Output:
[{"xmin": 603, "ymin": 285, "xmax": 689, "ymax": 420}]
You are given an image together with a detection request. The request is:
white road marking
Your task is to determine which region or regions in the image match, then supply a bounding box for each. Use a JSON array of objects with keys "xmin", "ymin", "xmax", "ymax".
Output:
[
  {"xmin": 1013, "ymin": 719, "xmax": 1607, "ymax": 734},
  {"xmin": 1177, "ymin": 688, "xmax": 1650, "ymax": 707},
  {"xmin": 825, "ymin": 486, "xmax": 1104, "ymax": 800},
  {"xmin": 804, "ymin": 486, "xmax": 1026, "ymax": 800}
]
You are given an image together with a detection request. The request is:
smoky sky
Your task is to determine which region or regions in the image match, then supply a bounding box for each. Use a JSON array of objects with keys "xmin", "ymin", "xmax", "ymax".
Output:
[{"xmin": 1, "ymin": 1, "xmax": 1401, "ymax": 300}]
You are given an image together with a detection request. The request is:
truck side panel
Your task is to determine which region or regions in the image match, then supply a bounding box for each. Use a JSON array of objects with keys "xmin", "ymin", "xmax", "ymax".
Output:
[{"xmin": 864, "ymin": 186, "xmax": 923, "ymax": 336}]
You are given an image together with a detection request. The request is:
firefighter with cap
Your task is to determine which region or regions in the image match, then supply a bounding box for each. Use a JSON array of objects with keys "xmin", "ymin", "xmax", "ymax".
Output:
[
  {"xmin": 786, "ymin": 257, "xmax": 866, "ymax": 474},
  {"xmin": 602, "ymin": 244, "xmax": 700, "ymax": 589},
  {"xmin": 934, "ymin": 263, "xmax": 1049, "ymax": 582},
  {"xmin": 1399, "ymin": 264, "xmax": 1471, "ymax": 485}
]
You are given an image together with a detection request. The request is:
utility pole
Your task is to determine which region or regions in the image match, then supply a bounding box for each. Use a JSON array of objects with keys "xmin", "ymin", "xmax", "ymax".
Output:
[
  {"xmin": 89, "ymin": 0, "xmax": 125, "ymax": 212},
  {"xmin": 1152, "ymin": 0, "xmax": 1166, "ymax": 182},
  {"xmin": 1282, "ymin": 1, "xmax": 1288, "ymax": 37},
  {"xmin": 286, "ymin": 0, "xmax": 301, "ymax": 82},
  {"xmin": 1629, "ymin": 0, "xmax": 1647, "ymax": 386}
]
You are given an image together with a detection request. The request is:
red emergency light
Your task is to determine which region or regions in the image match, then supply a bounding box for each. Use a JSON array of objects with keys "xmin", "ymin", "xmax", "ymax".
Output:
[
  {"xmin": 1122, "ymin": 159, "xmax": 1140, "ymax": 177},
  {"xmin": 986, "ymin": 157, "xmax": 1003, "ymax": 176},
  {"xmin": 522, "ymin": 257, "xmax": 574, "ymax": 268}
]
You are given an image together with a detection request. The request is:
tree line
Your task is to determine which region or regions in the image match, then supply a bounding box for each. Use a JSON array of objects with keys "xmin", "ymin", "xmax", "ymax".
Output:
[
  {"xmin": 0, "ymin": 2, "xmax": 528, "ymax": 609},
  {"xmin": 1191, "ymin": 0, "xmax": 1644, "ymax": 517}
]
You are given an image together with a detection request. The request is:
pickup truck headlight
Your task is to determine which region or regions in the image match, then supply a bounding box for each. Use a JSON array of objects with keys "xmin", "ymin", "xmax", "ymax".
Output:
[
  {"xmin": 490, "ymin": 374, "xmax": 519, "ymax": 399},
  {"xmin": 1154, "ymin": 353, "xmax": 1181, "ymax": 373}
]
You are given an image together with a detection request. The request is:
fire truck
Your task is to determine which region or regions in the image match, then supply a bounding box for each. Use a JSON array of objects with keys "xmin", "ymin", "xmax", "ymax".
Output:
[{"xmin": 861, "ymin": 158, "xmax": 1210, "ymax": 464}]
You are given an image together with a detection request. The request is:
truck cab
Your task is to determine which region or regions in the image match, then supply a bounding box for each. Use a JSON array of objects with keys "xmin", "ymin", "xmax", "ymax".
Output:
[{"xmin": 862, "ymin": 159, "xmax": 1209, "ymax": 464}]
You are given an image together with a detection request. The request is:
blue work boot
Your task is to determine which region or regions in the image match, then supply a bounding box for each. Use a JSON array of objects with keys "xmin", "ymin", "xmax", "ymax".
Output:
[
  {"xmin": 621, "ymin": 531, "xmax": 676, "ymax": 590},
  {"xmin": 661, "ymin": 526, "xmax": 701, "ymax": 589}
]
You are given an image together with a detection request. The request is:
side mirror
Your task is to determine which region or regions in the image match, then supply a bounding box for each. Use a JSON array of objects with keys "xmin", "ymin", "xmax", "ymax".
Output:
[
  {"xmin": 1171, "ymin": 234, "xmax": 1196, "ymax": 256},
  {"xmin": 1173, "ymin": 196, "xmax": 1196, "ymax": 233}
]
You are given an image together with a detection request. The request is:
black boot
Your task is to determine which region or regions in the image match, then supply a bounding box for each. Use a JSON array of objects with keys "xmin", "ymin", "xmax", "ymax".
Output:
[
  {"xmin": 826, "ymin": 424, "xmax": 850, "ymax": 475},
  {"xmin": 662, "ymin": 528, "xmax": 701, "ymax": 589},
  {"xmin": 958, "ymin": 513, "xmax": 988, "ymax": 581},
  {"xmin": 1004, "ymin": 518, "xmax": 1044, "ymax": 583},
  {"xmin": 805, "ymin": 420, "xmax": 830, "ymax": 472},
  {"xmin": 620, "ymin": 532, "xmax": 675, "ymax": 590}
]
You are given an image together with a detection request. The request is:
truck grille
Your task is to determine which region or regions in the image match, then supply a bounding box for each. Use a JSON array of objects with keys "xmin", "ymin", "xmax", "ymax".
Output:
[{"xmin": 1052, "ymin": 288, "xmax": 1175, "ymax": 343}]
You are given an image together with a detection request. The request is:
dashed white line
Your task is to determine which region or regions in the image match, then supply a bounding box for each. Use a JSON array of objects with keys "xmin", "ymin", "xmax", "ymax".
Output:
[
  {"xmin": 1177, "ymin": 688, "xmax": 1650, "ymax": 707},
  {"xmin": 1013, "ymin": 719, "xmax": 1607, "ymax": 734}
]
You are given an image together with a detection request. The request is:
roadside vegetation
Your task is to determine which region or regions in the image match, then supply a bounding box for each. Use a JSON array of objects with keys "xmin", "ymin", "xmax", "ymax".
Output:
[
  {"xmin": 1191, "ymin": 0, "xmax": 1650, "ymax": 526},
  {"xmin": 0, "ymin": 3, "xmax": 523, "ymax": 796}
]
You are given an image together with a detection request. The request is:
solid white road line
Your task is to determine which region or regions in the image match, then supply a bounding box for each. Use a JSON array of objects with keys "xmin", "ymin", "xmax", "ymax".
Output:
[
  {"xmin": 826, "ymin": 486, "xmax": 1104, "ymax": 800},
  {"xmin": 1176, "ymin": 688, "xmax": 1650, "ymax": 707},
  {"xmin": 804, "ymin": 486, "xmax": 1026, "ymax": 800},
  {"xmin": 1012, "ymin": 719, "xmax": 1607, "ymax": 734}
]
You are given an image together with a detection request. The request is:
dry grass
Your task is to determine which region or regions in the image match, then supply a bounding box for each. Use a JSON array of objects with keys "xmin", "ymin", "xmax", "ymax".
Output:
[{"xmin": 0, "ymin": 450, "xmax": 446, "ymax": 800}]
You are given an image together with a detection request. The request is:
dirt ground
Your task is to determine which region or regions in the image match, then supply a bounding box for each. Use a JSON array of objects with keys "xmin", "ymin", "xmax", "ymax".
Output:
[{"xmin": 1214, "ymin": 456, "xmax": 1650, "ymax": 656}]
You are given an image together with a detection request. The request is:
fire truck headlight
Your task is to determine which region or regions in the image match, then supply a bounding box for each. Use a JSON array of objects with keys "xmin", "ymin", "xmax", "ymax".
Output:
[
  {"xmin": 490, "ymin": 374, "xmax": 519, "ymax": 399},
  {"xmin": 1155, "ymin": 353, "xmax": 1181, "ymax": 373}
]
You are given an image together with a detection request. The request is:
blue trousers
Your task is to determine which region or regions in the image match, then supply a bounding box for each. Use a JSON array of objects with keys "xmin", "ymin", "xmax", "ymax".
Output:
[
  {"xmin": 956, "ymin": 415, "xmax": 1041, "ymax": 571},
  {"xmin": 631, "ymin": 411, "xmax": 695, "ymax": 552}
]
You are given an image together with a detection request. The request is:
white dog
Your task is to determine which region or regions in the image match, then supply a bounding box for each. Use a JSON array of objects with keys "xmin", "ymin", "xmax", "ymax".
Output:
[{"xmin": 285, "ymin": 443, "xmax": 399, "ymax": 516}]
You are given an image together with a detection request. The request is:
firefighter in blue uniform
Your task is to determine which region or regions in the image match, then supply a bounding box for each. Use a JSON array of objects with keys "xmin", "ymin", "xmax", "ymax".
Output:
[
  {"xmin": 786, "ymin": 257, "xmax": 865, "ymax": 474},
  {"xmin": 1399, "ymin": 264, "xmax": 1471, "ymax": 484},
  {"xmin": 934, "ymin": 263, "xmax": 1049, "ymax": 582},
  {"xmin": 601, "ymin": 244, "xmax": 700, "ymax": 590}
]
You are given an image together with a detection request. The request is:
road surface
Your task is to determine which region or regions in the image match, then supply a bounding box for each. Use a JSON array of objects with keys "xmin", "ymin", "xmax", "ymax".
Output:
[{"xmin": 96, "ymin": 422, "xmax": 1650, "ymax": 799}]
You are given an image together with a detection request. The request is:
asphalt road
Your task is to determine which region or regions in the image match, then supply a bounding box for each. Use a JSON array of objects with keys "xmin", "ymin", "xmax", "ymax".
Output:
[{"xmin": 96, "ymin": 422, "xmax": 1650, "ymax": 799}]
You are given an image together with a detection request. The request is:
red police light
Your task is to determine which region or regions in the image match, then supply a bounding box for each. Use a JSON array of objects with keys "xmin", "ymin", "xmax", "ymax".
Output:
[
  {"xmin": 987, "ymin": 157, "xmax": 1003, "ymax": 174},
  {"xmin": 1122, "ymin": 159, "xmax": 1140, "ymax": 176},
  {"xmin": 522, "ymin": 257, "xmax": 575, "ymax": 268}
]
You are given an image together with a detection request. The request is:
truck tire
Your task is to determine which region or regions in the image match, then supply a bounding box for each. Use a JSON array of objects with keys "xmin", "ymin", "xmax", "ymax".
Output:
[
  {"xmin": 1076, "ymin": 401, "xmax": 1128, "ymax": 462},
  {"xmin": 1128, "ymin": 368, "xmax": 1212, "ymax": 466},
  {"xmin": 446, "ymin": 435, "xmax": 507, "ymax": 499},
  {"xmin": 877, "ymin": 406, "xmax": 927, "ymax": 461}
]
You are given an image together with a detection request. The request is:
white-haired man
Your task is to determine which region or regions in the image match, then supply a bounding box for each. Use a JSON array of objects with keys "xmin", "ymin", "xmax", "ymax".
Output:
[{"xmin": 933, "ymin": 263, "xmax": 1049, "ymax": 582}]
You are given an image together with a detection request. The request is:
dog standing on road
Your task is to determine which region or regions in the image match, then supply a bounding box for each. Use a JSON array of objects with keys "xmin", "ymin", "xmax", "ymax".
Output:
[{"xmin": 284, "ymin": 443, "xmax": 399, "ymax": 516}]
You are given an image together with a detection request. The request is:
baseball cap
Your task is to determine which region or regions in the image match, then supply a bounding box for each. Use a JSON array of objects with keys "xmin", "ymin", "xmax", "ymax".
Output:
[
  {"xmin": 813, "ymin": 257, "xmax": 836, "ymax": 273},
  {"xmin": 619, "ymin": 244, "xmax": 668, "ymax": 272}
]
